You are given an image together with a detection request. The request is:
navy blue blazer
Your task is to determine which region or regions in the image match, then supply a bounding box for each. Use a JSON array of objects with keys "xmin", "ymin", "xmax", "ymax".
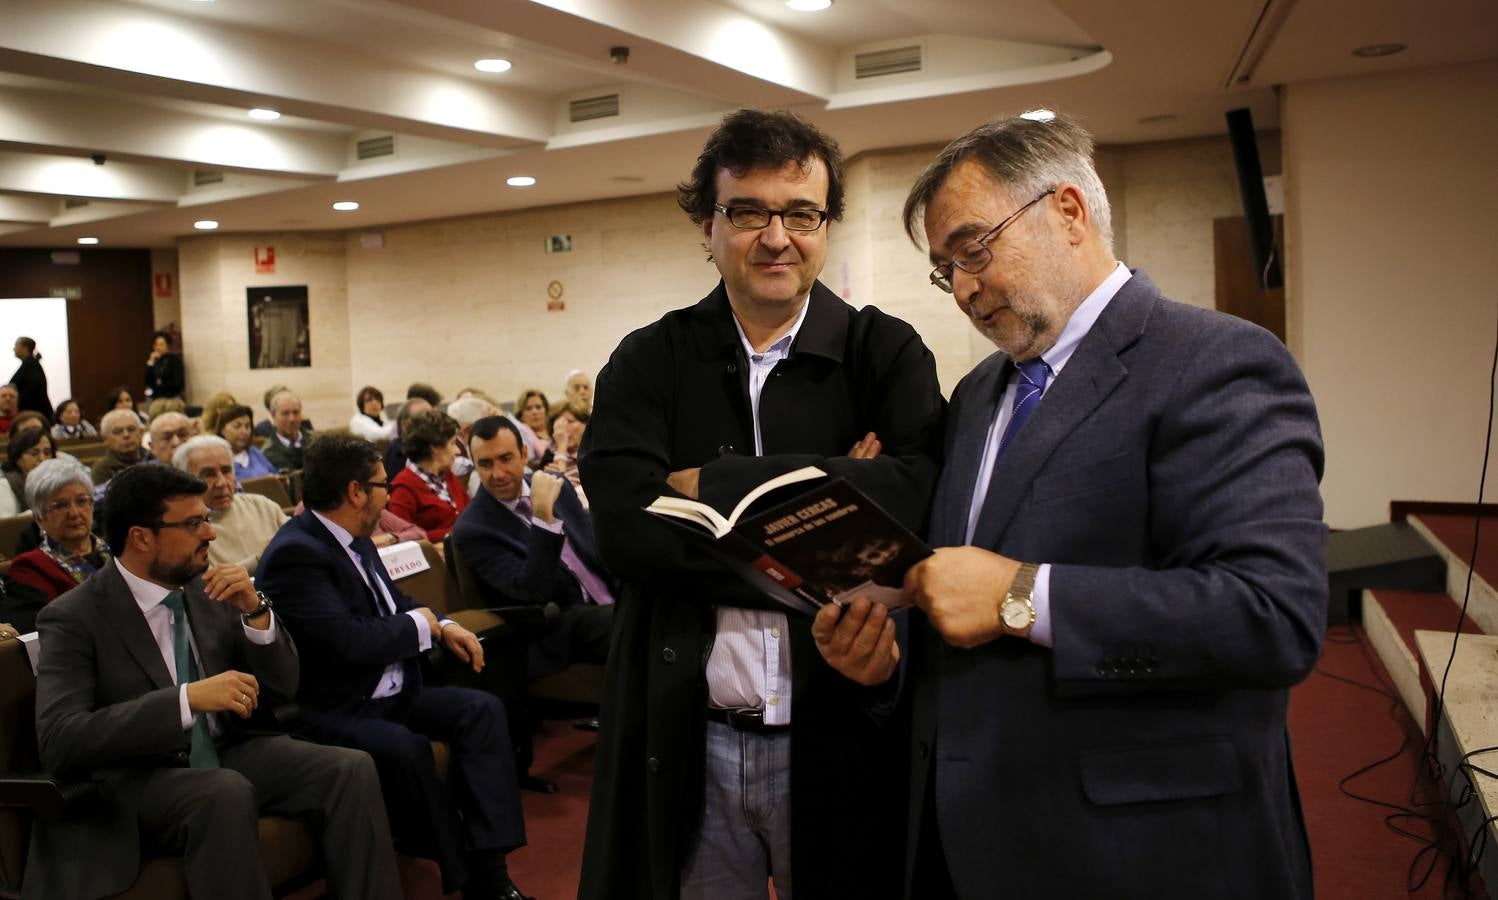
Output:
[
  {"xmin": 909, "ymin": 270, "xmax": 1327, "ymax": 899},
  {"xmin": 256, "ymin": 510, "xmax": 424, "ymax": 711},
  {"xmin": 451, "ymin": 477, "xmax": 616, "ymax": 610}
]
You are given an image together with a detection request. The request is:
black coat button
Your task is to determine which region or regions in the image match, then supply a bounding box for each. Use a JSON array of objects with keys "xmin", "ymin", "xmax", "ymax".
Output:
[
  {"xmin": 717, "ymin": 444, "xmax": 735, "ymax": 456},
  {"xmin": 647, "ymin": 756, "xmax": 661, "ymax": 773},
  {"xmin": 918, "ymin": 741, "xmax": 930, "ymax": 760},
  {"xmin": 725, "ymin": 362, "xmax": 737, "ymax": 373},
  {"xmin": 661, "ymin": 647, "xmax": 677, "ymax": 664}
]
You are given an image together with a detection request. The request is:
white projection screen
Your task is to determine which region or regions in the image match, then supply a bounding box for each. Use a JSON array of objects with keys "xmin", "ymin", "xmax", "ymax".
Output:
[{"xmin": 1, "ymin": 298, "xmax": 73, "ymax": 406}]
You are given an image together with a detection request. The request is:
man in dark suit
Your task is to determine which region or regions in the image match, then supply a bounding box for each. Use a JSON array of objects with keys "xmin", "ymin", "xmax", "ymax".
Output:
[
  {"xmin": 260, "ymin": 390, "xmax": 308, "ymax": 473},
  {"xmin": 255, "ymin": 433, "xmax": 530, "ymax": 900},
  {"xmin": 835, "ymin": 112, "xmax": 1326, "ymax": 899},
  {"xmin": 578, "ymin": 108, "xmax": 945, "ymax": 900},
  {"xmin": 451, "ymin": 415, "xmax": 613, "ymax": 677},
  {"xmin": 28, "ymin": 463, "xmax": 401, "ymax": 900}
]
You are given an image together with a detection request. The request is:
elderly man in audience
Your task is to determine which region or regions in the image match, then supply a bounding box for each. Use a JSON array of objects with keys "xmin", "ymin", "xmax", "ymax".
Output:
[
  {"xmin": 174, "ymin": 435, "xmax": 288, "ymax": 576},
  {"xmin": 388, "ymin": 410, "xmax": 470, "ymax": 543},
  {"xmin": 92, "ymin": 408, "xmax": 151, "ymax": 485},
  {"xmin": 148, "ymin": 411, "xmax": 194, "ymax": 466},
  {"xmin": 215, "ymin": 404, "xmax": 279, "ymax": 482},
  {"xmin": 452, "ymin": 416, "xmax": 614, "ymax": 677},
  {"xmin": 383, "ymin": 395, "xmax": 432, "ymax": 482},
  {"xmin": 261, "ymin": 390, "xmax": 309, "ymax": 473},
  {"xmin": 562, "ymin": 369, "xmax": 592, "ymax": 413},
  {"xmin": 29, "ymin": 463, "xmax": 402, "ymax": 900},
  {"xmin": 256, "ymin": 433, "xmax": 530, "ymax": 900},
  {"xmin": 443, "ymin": 395, "xmax": 491, "ymax": 490},
  {"xmin": 0, "ymin": 383, "xmax": 20, "ymax": 434},
  {"xmin": 350, "ymin": 385, "xmax": 398, "ymax": 443},
  {"xmin": 7, "ymin": 458, "xmax": 110, "ymax": 603},
  {"xmin": 50, "ymin": 398, "xmax": 99, "ymax": 441}
]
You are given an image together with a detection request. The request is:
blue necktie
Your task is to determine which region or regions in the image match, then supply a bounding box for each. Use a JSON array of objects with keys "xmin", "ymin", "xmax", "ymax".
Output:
[
  {"xmin": 353, "ymin": 542, "xmax": 391, "ymax": 616},
  {"xmin": 162, "ymin": 590, "xmax": 220, "ymax": 768},
  {"xmin": 996, "ymin": 357, "xmax": 1051, "ymax": 458}
]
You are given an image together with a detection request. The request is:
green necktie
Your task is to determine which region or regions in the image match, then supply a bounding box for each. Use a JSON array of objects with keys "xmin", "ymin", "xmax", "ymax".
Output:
[{"xmin": 161, "ymin": 590, "xmax": 220, "ymax": 768}]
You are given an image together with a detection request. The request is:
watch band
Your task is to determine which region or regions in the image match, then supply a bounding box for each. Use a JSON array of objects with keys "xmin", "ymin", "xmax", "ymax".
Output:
[
  {"xmin": 1010, "ymin": 562, "xmax": 1039, "ymax": 602},
  {"xmin": 241, "ymin": 591, "xmax": 273, "ymax": 622},
  {"xmin": 1002, "ymin": 562, "xmax": 1041, "ymax": 636}
]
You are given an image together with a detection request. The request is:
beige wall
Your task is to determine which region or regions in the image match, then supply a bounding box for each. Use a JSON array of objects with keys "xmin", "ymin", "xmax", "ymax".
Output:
[
  {"xmin": 1285, "ymin": 59, "xmax": 1498, "ymax": 528},
  {"xmin": 177, "ymin": 232, "xmax": 352, "ymax": 431}
]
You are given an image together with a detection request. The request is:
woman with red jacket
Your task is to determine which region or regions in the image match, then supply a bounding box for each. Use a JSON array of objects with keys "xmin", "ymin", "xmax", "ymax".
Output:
[
  {"xmin": 386, "ymin": 410, "xmax": 469, "ymax": 542},
  {"xmin": 8, "ymin": 458, "xmax": 111, "ymax": 602}
]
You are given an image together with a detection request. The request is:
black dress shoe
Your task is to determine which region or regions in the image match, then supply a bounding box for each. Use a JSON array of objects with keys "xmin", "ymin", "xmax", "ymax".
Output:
[{"xmin": 497, "ymin": 880, "xmax": 535, "ymax": 900}]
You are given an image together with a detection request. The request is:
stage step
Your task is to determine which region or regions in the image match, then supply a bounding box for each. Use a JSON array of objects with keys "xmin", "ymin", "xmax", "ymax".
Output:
[
  {"xmin": 1327, "ymin": 522, "xmax": 1446, "ymax": 624},
  {"xmin": 1409, "ymin": 513, "xmax": 1498, "ymax": 635},
  {"xmin": 1360, "ymin": 588, "xmax": 1482, "ymax": 732}
]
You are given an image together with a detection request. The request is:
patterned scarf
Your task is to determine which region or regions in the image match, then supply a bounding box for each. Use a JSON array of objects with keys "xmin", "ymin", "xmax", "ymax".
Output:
[
  {"xmin": 406, "ymin": 460, "xmax": 454, "ymax": 507},
  {"xmin": 41, "ymin": 532, "xmax": 112, "ymax": 585}
]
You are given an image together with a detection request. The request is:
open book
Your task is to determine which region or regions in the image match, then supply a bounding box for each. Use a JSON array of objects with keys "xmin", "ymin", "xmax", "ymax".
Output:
[{"xmin": 646, "ymin": 466, "xmax": 931, "ymax": 615}]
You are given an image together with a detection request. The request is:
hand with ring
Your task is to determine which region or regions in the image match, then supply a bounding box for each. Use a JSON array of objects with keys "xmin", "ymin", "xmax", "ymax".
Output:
[
  {"xmin": 0, "ymin": 623, "xmax": 18, "ymax": 641},
  {"xmin": 186, "ymin": 670, "xmax": 260, "ymax": 718}
]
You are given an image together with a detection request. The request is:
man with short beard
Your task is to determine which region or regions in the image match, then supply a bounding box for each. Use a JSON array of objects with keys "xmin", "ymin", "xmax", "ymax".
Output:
[
  {"xmin": 29, "ymin": 463, "xmax": 401, "ymax": 900},
  {"xmin": 174, "ymin": 435, "xmax": 288, "ymax": 576}
]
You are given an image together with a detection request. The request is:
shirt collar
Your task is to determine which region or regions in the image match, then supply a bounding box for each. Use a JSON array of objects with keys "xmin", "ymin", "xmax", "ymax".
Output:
[
  {"xmin": 273, "ymin": 430, "xmax": 300, "ymax": 448},
  {"xmin": 311, "ymin": 509, "xmax": 356, "ymax": 552},
  {"xmin": 114, "ymin": 557, "xmax": 174, "ymax": 614},
  {"xmin": 731, "ymin": 295, "xmax": 810, "ymax": 362},
  {"xmin": 1037, "ymin": 261, "xmax": 1131, "ymax": 376}
]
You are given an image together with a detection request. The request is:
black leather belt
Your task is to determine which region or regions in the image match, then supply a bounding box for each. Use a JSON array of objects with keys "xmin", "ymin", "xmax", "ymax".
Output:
[{"xmin": 706, "ymin": 706, "xmax": 789, "ymax": 734}]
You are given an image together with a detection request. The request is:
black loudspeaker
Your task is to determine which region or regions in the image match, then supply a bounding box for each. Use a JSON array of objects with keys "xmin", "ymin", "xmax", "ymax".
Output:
[
  {"xmin": 1225, "ymin": 107, "xmax": 1283, "ymax": 291},
  {"xmin": 1324, "ymin": 522, "xmax": 1447, "ymax": 625}
]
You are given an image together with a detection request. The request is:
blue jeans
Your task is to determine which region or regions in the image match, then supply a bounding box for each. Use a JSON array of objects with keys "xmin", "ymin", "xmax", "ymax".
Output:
[{"xmin": 680, "ymin": 720, "xmax": 793, "ymax": 900}]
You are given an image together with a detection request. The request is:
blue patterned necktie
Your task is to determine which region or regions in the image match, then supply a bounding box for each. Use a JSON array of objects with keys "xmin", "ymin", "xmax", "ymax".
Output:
[
  {"xmin": 161, "ymin": 590, "xmax": 220, "ymax": 768},
  {"xmin": 996, "ymin": 357, "xmax": 1052, "ymax": 458}
]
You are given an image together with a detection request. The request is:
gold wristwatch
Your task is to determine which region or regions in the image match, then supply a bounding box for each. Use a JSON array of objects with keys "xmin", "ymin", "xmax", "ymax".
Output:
[{"xmin": 1000, "ymin": 562, "xmax": 1040, "ymax": 637}]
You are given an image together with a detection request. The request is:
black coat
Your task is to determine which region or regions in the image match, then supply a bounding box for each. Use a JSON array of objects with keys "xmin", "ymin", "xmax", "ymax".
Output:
[
  {"xmin": 143, "ymin": 352, "xmax": 183, "ymax": 399},
  {"xmin": 577, "ymin": 280, "xmax": 945, "ymax": 899},
  {"xmin": 10, "ymin": 356, "xmax": 52, "ymax": 419}
]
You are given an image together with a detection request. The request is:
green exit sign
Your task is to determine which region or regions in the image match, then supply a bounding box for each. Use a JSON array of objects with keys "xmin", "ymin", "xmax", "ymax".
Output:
[{"xmin": 49, "ymin": 286, "xmax": 82, "ymax": 299}]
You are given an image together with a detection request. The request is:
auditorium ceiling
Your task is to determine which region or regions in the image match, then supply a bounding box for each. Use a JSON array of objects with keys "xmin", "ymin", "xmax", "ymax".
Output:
[{"xmin": 0, "ymin": 0, "xmax": 1492, "ymax": 247}]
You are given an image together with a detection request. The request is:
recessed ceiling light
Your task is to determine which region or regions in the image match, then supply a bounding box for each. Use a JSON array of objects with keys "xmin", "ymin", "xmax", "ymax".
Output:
[
  {"xmin": 506, "ymin": 176, "xmax": 536, "ymax": 187},
  {"xmin": 786, "ymin": 0, "xmax": 832, "ymax": 10},
  {"xmin": 77, "ymin": 237, "xmax": 99, "ymax": 245},
  {"xmin": 194, "ymin": 220, "xmax": 219, "ymax": 230},
  {"xmin": 247, "ymin": 108, "xmax": 281, "ymax": 120},
  {"xmin": 1352, "ymin": 43, "xmax": 1407, "ymax": 58},
  {"xmin": 1020, "ymin": 108, "xmax": 1056, "ymax": 122},
  {"xmin": 474, "ymin": 58, "xmax": 513, "ymax": 73},
  {"xmin": 332, "ymin": 201, "xmax": 360, "ymax": 211}
]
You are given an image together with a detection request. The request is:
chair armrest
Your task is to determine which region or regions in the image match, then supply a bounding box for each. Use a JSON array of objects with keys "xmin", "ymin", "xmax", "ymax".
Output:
[
  {"xmin": 0, "ymin": 773, "xmax": 98, "ymax": 821},
  {"xmin": 474, "ymin": 602, "xmax": 561, "ymax": 630}
]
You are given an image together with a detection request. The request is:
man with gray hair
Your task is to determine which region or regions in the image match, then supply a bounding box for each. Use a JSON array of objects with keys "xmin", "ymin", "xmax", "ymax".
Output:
[
  {"xmin": 846, "ymin": 111, "xmax": 1326, "ymax": 898},
  {"xmin": 148, "ymin": 411, "xmax": 194, "ymax": 467},
  {"xmin": 174, "ymin": 435, "xmax": 288, "ymax": 575},
  {"xmin": 261, "ymin": 390, "xmax": 308, "ymax": 473},
  {"xmin": 92, "ymin": 408, "xmax": 150, "ymax": 485}
]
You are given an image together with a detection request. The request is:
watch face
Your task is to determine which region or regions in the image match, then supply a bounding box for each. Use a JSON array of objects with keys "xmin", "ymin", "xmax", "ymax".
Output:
[{"xmin": 1001, "ymin": 598, "xmax": 1031, "ymax": 630}]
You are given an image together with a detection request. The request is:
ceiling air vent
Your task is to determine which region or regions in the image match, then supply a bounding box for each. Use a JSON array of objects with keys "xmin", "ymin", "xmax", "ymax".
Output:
[
  {"xmin": 356, "ymin": 135, "xmax": 396, "ymax": 160},
  {"xmin": 854, "ymin": 45, "xmax": 922, "ymax": 79},
  {"xmin": 193, "ymin": 170, "xmax": 224, "ymax": 187},
  {"xmin": 63, "ymin": 198, "xmax": 90, "ymax": 209},
  {"xmin": 569, "ymin": 94, "xmax": 620, "ymax": 123}
]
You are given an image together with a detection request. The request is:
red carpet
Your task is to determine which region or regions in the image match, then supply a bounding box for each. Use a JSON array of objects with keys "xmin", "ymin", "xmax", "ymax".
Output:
[
  {"xmin": 1292, "ymin": 626, "xmax": 1488, "ymax": 899},
  {"xmin": 1416, "ymin": 513, "xmax": 1498, "ymax": 586}
]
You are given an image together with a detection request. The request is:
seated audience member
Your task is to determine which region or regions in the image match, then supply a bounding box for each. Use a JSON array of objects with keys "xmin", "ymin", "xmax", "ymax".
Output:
[
  {"xmin": 261, "ymin": 391, "xmax": 310, "ymax": 473},
  {"xmin": 453, "ymin": 416, "xmax": 613, "ymax": 677},
  {"xmin": 388, "ymin": 411, "xmax": 470, "ymax": 543},
  {"xmin": 105, "ymin": 384, "xmax": 148, "ymax": 426},
  {"xmin": 254, "ymin": 384, "xmax": 315, "ymax": 439},
  {"xmin": 562, "ymin": 369, "xmax": 592, "ymax": 413},
  {"xmin": 142, "ymin": 330, "xmax": 184, "ymax": 400},
  {"xmin": 29, "ymin": 463, "xmax": 402, "ymax": 900},
  {"xmin": 0, "ymin": 572, "xmax": 47, "ymax": 636},
  {"xmin": 384, "ymin": 396, "xmax": 432, "ymax": 477},
  {"xmin": 255, "ymin": 434, "xmax": 530, "ymax": 900},
  {"xmin": 92, "ymin": 408, "xmax": 150, "ymax": 485},
  {"xmin": 7, "ymin": 410, "xmax": 50, "ymax": 438},
  {"xmin": 514, "ymin": 389, "xmax": 551, "ymax": 456},
  {"xmin": 146, "ymin": 397, "xmax": 186, "ymax": 424},
  {"xmin": 216, "ymin": 404, "xmax": 278, "ymax": 481},
  {"xmin": 407, "ymin": 381, "xmax": 443, "ymax": 409},
  {"xmin": 148, "ymin": 411, "xmax": 194, "ymax": 466},
  {"xmin": 175, "ymin": 435, "xmax": 288, "ymax": 575},
  {"xmin": 350, "ymin": 385, "xmax": 398, "ymax": 443},
  {"xmin": 0, "ymin": 383, "xmax": 19, "ymax": 434},
  {"xmin": 197, "ymin": 391, "xmax": 239, "ymax": 437},
  {"xmin": 7, "ymin": 458, "xmax": 109, "ymax": 603},
  {"xmin": 2, "ymin": 428, "xmax": 56, "ymax": 514},
  {"xmin": 444, "ymin": 396, "xmax": 493, "ymax": 487},
  {"xmin": 543, "ymin": 403, "xmax": 588, "ymax": 499},
  {"xmin": 11, "ymin": 337, "xmax": 52, "ymax": 419},
  {"xmin": 50, "ymin": 398, "xmax": 99, "ymax": 441}
]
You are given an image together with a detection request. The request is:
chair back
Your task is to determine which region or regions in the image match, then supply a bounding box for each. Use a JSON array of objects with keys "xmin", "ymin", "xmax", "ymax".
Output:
[
  {"xmin": 443, "ymin": 533, "xmax": 486, "ymax": 613},
  {"xmin": 239, "ymin": 475, "xmax": 292, "ymax": 508},
  {"xmin": 0, "ymin": 516, "xmax": 32, "ymax": 561},
  {"xmin": 0, "ymin": 638, "xmax": 39, "ymax": 892},
  {"xmin": 389, "ymin": 540, "xmax": 462, "ymax": 617}
]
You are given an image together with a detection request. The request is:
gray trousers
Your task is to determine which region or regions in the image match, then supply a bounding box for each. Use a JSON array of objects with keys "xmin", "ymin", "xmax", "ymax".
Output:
[
  {"xmin": 136, "ymin": 734, "xmax": 402, "ymax": 900},
  {"xmin": 679, "ymin": 720, "xmax": 793, "ymax": 900}
]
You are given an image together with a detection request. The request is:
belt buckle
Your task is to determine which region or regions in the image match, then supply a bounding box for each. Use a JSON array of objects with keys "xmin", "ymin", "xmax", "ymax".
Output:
[{"xmin": 726, "ymin": 707, "xmax": 764, "ymax": 731}]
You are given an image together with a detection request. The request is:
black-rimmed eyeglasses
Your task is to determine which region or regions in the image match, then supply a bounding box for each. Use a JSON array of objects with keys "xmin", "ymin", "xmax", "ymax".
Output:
[
  {"xmin": 713, "ymin": 204, "xmax": 829, "ymax": 233},
  {"xmin": 928, "ymin": 189, "xmax": 1056, "ymax": 293}
]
